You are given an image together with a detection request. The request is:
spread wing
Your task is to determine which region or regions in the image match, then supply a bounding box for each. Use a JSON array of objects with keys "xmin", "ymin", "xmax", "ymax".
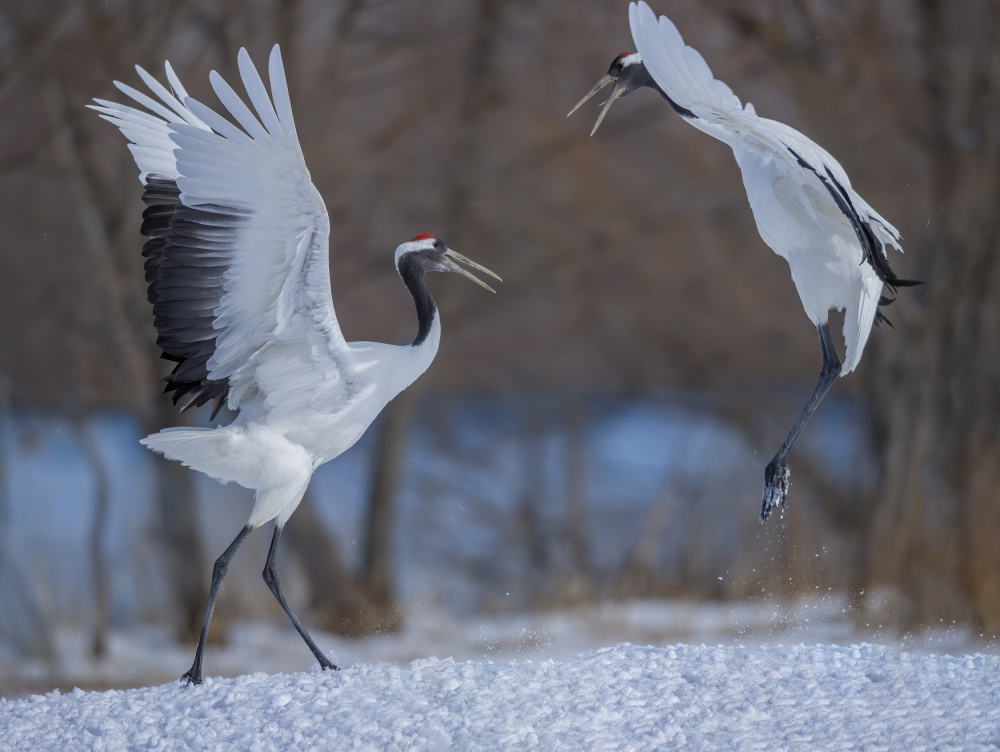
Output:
[{"xmin": 92, "ymin": 45, "xmax": 353, "ymax": 421}]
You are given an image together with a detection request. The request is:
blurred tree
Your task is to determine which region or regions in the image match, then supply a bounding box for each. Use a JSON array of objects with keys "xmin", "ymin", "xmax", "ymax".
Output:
[
  {"xmin": 0, "ymin": 0, "xmax": 998, "ymax": 641},
  {"xmin": 0, "ymin": 377, "xmax": 55, "ymax": 666},
  {"xmin": 284, "ymin": 491, "xmax": 390, "ymax": 635},
  {"xmin": 866, "ymin": 0, "xmax": 1000, "ymax": 630},
  {"xmin": 362, "ymin": 388, "xmax": 418, "ymax": 613}
]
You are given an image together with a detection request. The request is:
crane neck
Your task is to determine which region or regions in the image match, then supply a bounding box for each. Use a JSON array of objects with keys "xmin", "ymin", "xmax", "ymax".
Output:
[
  {"xmin": 631, "ymin": 63, "xmax": 696, "ymax": 119},
  {"xmin": 397, "ymin": 254, "xmax": 438, "ymax": 348}
]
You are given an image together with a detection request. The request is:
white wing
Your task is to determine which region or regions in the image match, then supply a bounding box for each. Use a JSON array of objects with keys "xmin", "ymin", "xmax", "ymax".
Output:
[
  {"xmin": 629, "ymin": 1, "xmax": 910, "ymax": 373},
  {"xmin": 91, "ymin": 46, "xmax": 352, "ymax": 420},
  {"xmin": 628, "ymin": 1, "xmax": 902, "ymax": 250},
  {"xmin": 628, "ymin": 1, "xmax": 749, "ymax": 140}
]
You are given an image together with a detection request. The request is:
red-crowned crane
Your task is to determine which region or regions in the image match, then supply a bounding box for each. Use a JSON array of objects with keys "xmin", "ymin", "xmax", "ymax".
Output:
[
  {"xmin": 569, "ymin": 1, "xmax": 918, "ymax": 522},
  {"xmin": 91, "ymin": 46, "xmax": 499, "ymax": 684}
]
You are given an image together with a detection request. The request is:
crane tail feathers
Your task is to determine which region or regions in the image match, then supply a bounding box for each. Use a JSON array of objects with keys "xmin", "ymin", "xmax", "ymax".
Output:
[
  {"xmin": 842, "ymin": 278, "xmax": 881, "ymax": 375},
  {"xmin": 142, "ymin": 428, "xmax": 247, "ymax": 487}
]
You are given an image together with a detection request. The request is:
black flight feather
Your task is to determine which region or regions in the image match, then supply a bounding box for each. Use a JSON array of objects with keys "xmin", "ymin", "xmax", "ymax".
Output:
[{"xmin": 140, "ymin": 175, "xmax": 243, "ymax": 419}]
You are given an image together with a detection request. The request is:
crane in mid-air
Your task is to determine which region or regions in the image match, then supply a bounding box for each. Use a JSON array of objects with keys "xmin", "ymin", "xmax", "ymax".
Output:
[{"xmin": 570, "ymin": 1, "xmax": 918, "ymax": 522}]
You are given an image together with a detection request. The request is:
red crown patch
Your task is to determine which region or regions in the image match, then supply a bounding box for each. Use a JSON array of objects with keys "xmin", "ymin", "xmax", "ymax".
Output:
[{"xmin": 409, "ymin": 233, "xmax": 435, "ymax": 242}]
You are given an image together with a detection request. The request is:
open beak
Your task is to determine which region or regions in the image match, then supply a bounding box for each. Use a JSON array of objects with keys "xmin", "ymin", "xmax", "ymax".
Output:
[
  {"xmin": 568, "ymin": 74, "xmax": 623, "ymax": 136},
  {"xmin": 443, "ymin": 248, "xmax": 501, "ymax": 293},
  {"xmin": 568, "ymin": 73, "xmax": 614, "ymax": 118},
  {"xmin": 589, "ymin": 84, "xmax": 625, "ymax": 136}
]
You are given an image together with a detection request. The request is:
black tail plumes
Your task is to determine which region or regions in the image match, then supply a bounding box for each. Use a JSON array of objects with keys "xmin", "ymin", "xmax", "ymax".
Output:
[{"xmin": 784, "ymin": 145, "xmax": 921, "ymax": 329}]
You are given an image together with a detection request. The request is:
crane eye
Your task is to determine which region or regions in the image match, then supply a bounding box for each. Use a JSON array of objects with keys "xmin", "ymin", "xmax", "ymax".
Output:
[{"xmin": 433, "ymin": 239, "xmax": 444, "ymax": 250}]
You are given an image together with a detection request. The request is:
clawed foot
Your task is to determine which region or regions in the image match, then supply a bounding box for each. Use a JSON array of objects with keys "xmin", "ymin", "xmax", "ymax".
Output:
[{"xmin": 760, "ymin": 460, "xmax": 790, "ymax": 522}]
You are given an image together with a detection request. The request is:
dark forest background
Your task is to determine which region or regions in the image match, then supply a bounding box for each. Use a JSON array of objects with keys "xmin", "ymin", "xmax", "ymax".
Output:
[{"xmin": 1, "ymin": 0, "xmax": 999, "ymax": 691}]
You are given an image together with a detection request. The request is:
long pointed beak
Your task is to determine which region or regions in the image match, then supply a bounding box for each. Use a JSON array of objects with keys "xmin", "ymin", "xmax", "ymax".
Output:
[
  {"xmin": 589, "ymin": 85, "xmax": 625, "ymax": 136},
  {"xmin": 567, "ymin": 73, "xmax": 614, "ymax": 118},
  {"xmin": 443, "ymin": 248, "xmax": 501, "ymax": 293}
]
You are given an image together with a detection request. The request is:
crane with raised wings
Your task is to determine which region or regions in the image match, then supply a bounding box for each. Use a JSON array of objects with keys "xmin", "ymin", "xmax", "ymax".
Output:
[{"xmin": 92, "ymin": 45, "xmax": 499, "ymax": 684}]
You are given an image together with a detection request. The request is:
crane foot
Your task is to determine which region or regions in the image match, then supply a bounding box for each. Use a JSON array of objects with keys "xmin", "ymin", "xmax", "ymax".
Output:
[{"xmin": 760, "ymin": 460, "xmax": 790, "ymax": 522}]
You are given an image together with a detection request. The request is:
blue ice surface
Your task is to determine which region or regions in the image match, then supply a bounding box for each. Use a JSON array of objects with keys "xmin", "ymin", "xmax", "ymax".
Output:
[{"xmin": 0, "ymin": 393, "xmax": 874, "ymax": 625}]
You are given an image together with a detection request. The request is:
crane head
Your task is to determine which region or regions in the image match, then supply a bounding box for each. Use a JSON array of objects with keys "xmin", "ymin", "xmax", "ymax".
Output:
[
  {"xmin": 396, "ymin": 234, "xmax": 501, "ymax": 293},
  {"xmin": 568, "ymin": 52, "xmax": 647, "ymax": 136}
]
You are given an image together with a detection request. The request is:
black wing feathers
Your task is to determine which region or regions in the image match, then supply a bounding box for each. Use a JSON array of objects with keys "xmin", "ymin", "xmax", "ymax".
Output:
[
  {"xmin": 140, "ymin": 175, "xmax": 241, "ymax": 419},
  {"xmin": 784, "ymin": 146, "xmax": 921, "ymax": 327}
]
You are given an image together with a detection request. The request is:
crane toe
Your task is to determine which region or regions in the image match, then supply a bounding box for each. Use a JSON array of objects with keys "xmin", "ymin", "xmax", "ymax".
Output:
[
  {"xmin": 760, "ymin": 460, "xmax": 790, "ymax": 522},
  {"xmin": 180, "ymin": 667, "xmax": 202, "ymax": 686}
]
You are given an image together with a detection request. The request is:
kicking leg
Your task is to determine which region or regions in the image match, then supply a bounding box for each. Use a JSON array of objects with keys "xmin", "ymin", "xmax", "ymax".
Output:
[
  {"xmin": 263, "ymin": 524, "xmax": 337, "ymax": 670},
  {"xmin": 182, "ymin": 524, "xmax": 253, "ymax": 685},
  {"xmin": 760, "ymin": 322, "xmax": 842, "ymax": 522}
]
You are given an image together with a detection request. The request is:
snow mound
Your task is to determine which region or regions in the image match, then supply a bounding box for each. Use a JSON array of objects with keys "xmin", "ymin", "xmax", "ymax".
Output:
[{"xmin": 3, "ymin": 643, "xmax": 999, "ymax": 750}]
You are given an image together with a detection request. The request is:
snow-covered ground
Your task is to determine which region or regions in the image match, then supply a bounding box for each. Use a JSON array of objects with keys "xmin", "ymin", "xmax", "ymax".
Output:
[
  {"xmin": 3, "ymin": 595, "xmax": 989, "ymax": 700},
  {"xmin": 4, "ymin": 642, "xmax": 999, "ymax": 751}
]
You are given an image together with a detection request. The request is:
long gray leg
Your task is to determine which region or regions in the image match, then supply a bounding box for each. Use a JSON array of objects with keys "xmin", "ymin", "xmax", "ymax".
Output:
[
  {"xmin": 263, "ymin": 524, "xmax": 338, "ymax": 670},
  {"xmin": 760, "ymin": 322, "xmax": 842, "ymax": 522},
  {"xmin": 182, "ymin": 524, "xmax": 253, "ymax": 685}
]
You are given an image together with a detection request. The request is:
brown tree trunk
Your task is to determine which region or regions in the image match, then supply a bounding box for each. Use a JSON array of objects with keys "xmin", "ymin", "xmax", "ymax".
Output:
[
  {"xmin": 356, "ymin": 0, "xmax": 507, "ymax": 617},
  {"xmin": 618, "ymin": 499, "xmax": 670, "ymax": 597},
  {"xmin": 517, "ymin": 395, "xmax": 551, "ymax": 588},
  {"xmin": 565, "ymin": 397, "xmax": 592, "ymax": 584},
  {"xmin": 41, "ymin": 73, "xmax": 152, "ymax": 411},
  {"xmin": 361, "ymin": 387, "xmax": 420, "ymax": 610},
  {"xmin": 73, "ymin": 416, "xmax": 112, "ymax": 658},
  {"xmin": 285, "ymin": 490, "xmax": 396, "ymax": 635},
  {"xmin": 151, "ymin": 431, "xmax": 209, "ymax": 643},
  {"xmin": 0, "ymin": 377, "xmax": 55, "ymax": 664},
  {"xmin": 866, "ymin": 0, "xmax": 1000, "ymax": 628}
]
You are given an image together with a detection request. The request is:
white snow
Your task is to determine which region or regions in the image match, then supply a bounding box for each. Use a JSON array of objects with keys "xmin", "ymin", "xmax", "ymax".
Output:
[
  {"xmin": 3, "ymin": 642, "xmax": 998, "ymax": 751},
  {"xmin": 5, "ymin": 595, "xmax": 989, "ymax": 701}
]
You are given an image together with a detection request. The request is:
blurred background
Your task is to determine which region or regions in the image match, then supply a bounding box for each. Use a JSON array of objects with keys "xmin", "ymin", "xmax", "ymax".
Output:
[{"xmin": 1, "ymin": 0, "xmax": 998, "ymax": 697}]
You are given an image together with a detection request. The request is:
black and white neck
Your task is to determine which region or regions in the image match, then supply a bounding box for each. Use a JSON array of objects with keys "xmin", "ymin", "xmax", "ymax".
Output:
[
  {"xmin": 382, "ymin": 232, "xmax": 497, "ymax": 401},
  {"xmin": 396, "ymin": 250, "xmax": 439, "ymax": 348},
  {"xmin": 615, "ymin": 54, "xmax": 697, "ymax": 120},
  {"xmin": 392, "ymin": 232, "xmax": 498, "ymax": 351}
]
